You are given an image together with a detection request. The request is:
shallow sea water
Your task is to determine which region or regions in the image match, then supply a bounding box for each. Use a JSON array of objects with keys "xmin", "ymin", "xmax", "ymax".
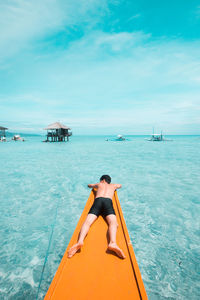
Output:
[{"xmin": 0, "ymin": 135, "xmax": 200, "ymax": 299}]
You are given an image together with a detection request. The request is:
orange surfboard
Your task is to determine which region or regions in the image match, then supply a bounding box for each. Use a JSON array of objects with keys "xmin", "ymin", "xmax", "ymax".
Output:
[{"xmin": 45, "ymin": 190, "xmax": 148, "ymax": 300}]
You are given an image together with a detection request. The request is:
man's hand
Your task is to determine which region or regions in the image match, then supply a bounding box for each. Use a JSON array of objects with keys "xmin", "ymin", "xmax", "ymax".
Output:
[{"xmin": 114, "ymin": 184, "xmax": 122, "ymax": 189}]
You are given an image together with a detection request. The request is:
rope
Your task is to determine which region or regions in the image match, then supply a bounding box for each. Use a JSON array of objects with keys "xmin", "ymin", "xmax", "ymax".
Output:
[{"xmin": 36, "ymin": 195, "xmax": 60, "ymax": 299}]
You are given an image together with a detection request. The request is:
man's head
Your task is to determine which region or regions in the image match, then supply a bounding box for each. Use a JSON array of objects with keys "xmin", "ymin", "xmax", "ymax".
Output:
[{"xmin": 100, "ymin": 175, "xmax": 111, "ymax": 184}]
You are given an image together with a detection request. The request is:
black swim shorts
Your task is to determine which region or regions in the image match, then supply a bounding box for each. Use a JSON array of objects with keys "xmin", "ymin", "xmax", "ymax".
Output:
[{"xmin": 88, "ymin": 197, "xmax": 116, "ymax": 217}]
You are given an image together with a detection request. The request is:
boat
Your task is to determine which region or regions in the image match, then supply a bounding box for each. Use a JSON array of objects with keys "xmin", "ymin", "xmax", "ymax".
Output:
[
  {"xmin": 116, "ymin": 134, "xmax": 126, "ymax": 141},
  {"xmin": 146, "ymin": 131, "xmax": 173, "ymax": 142},
  {"xmin": 12, "ymin": 135, "xmax": 24, "ymax": 141},
  {"xmin": 45, "ymin": 191, "xmax": 148, "ymax": 300},
  {"xmin": 147, "ymin": 132, "xmax": 164, "ymax": 141},
  {"xmin": 0, "ymin": 136, "xmax": 6, "ymax": 142}
]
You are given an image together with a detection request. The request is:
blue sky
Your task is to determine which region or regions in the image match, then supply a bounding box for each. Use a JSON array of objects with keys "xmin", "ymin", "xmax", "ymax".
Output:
[{"xmin": 0, "ymin": 0, "xmax": 200, "ymax": 134}]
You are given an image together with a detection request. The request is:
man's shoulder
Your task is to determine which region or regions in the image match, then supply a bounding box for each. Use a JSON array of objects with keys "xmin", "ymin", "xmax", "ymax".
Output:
[
  {"xmin": 111, "ymin": 183, "xmax": 122, "ymax": 189},
  {"xmin": 110, "ymin": 183, "xmax": 117, "ymax": 187}
]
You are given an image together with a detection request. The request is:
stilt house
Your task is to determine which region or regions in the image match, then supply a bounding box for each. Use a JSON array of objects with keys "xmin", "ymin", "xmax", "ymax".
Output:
[
  {"xmin": 44, "ymin": 122, "xmax": 72, "ymax": 142},
  {"xmin": 0, "ymin": 126, "xmax": 8, "ymax": 140}
]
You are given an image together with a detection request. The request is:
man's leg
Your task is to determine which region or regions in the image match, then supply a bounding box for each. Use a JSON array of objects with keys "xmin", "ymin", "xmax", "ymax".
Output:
[
  {"xmin": 106, "ymin": 214, "xmax": 125, "ymax": 259},
  {"xmin": 68, "ymin": 213, "xmax": 97, "ymax": 258}
]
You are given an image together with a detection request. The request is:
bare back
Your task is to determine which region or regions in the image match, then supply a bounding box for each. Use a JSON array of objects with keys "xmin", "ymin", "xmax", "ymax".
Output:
[{"xmin": 88, "ymin": 181, "xmax": 121, "ymax": 199}]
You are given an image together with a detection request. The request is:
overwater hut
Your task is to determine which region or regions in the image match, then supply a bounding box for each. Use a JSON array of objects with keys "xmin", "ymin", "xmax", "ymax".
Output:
[
  {"xmin": 44, "ymin": 122, "xmax": 72, "ymax": 142},
  {"xmin": 0, "ymin": 126, "xmax": 8, "ymax": 140}
]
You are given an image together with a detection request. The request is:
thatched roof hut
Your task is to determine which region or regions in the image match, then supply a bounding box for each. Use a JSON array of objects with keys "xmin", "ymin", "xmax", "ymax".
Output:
[
  {"xmin": 44, "ymin": 122, "xmax": 72, "ymax": 142},
  {"xmin": 0, "ymin": 126, "xmax": 8, "ymax": 139}
]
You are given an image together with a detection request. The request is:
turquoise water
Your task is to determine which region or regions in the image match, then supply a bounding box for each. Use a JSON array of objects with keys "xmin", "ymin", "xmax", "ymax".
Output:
[{"xmin": 0, "ymin": 135, "xmax": 200, "ymax": 299}]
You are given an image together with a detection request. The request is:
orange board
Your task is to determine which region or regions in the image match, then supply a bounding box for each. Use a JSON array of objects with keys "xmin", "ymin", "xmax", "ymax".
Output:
[{"xmin": 45, "ymin": 190, "xmax": 148, "ymax": 300}]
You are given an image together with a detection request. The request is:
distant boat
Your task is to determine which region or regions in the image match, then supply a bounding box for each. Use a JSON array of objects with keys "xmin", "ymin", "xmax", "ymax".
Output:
[
  {"xmin": 12, "ymin": 135, "xmax": 24, "ymax": 141},
  {"xmin": 146, "ymin": 131, "xmax": 172, "ymax": 142},
  {"xmin": 116, "ymin": 135, "xmax": 126, "ymax": 141},
  {"xmin": 0, "ymin": 136, "xmax": 6, "ymax": 142},
  {"xmin": 147, "ymin": 132, "xmax": 164, "ymax": 141}
]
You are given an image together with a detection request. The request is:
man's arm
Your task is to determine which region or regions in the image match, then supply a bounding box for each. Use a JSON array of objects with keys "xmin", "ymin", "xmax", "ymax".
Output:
[
  {"xmin": 88, "ymin": 183, "xmax": 99, "ymax": 189},
  {"xmin": 114, "ymin": 184, "xmax": 122, "ymax": 189}
]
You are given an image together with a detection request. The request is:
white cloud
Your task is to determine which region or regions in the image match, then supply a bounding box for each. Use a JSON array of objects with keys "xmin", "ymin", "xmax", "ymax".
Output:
[
  {"xmin": 0, "ymin": 0, "xmax": 108, "ymax": 61},
  {"xmin": 95, "ymin": 31, "xmax": 150, "ymax": 51},
  {"xmin": 127, "ymin": 14, "xmax": 141, "ymax": 22}
]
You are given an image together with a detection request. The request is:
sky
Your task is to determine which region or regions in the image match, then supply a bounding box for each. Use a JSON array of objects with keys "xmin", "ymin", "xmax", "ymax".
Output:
[{"xmin": 0, "ymin": 0, "xmax": 200, "ymax": 135}]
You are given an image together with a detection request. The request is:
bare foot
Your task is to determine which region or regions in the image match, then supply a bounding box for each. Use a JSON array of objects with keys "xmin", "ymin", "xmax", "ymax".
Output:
[
  {"xmin": 68, "ymin": 242, "xmax": 83, "ymax": 258},
  {"xmin": 108, "ymin": 242, "xmax": 126, "ymax": 259}
]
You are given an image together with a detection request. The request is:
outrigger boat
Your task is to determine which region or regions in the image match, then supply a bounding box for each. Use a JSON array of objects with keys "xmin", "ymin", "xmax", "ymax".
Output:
[
  {"xmin": 146, "ymin": 131, "xmax": 173, "ymax": 142},
  {"xmin": 147, "ymin": 132, "xmax": 164, "ymax": 141},
  {"xmin": 0, "ymin": 136, "xmax": 6, "ymax": 142},
  {"xmin": 116, "ymin": 134, "xmax": 126, "ymax": 141},
  {"xmin": 12, "ymin": 135, "xmax": 25, "ymax": 141},
  {"xmin": 45, "ymin": 190, "xmax": 147, "ymax": 300}
]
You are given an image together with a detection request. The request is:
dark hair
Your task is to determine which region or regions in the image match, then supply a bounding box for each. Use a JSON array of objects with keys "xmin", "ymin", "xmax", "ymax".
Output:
[{"xmin": 100, "ymin": 175, "xmax": 111, "ymax": 184}]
